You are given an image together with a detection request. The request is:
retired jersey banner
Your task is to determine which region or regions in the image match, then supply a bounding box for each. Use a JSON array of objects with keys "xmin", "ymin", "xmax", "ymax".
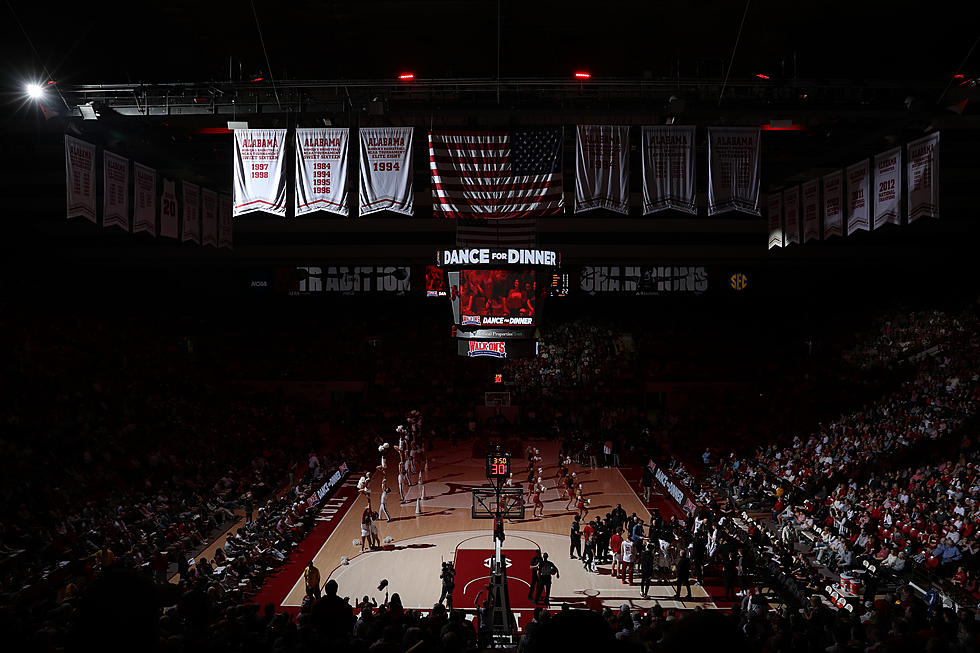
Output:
[
  {"xmin": 574, "ymin": 125, "xmax": 630, "ymax": 214},
  {"xmin": 907, "ymin": 132, "xmax": 939, "ymax": 223},
  {"xmin": 822, "ymin": 171, "xmax": 843, "ymax": 238},
  {"xmin": 233, "ymin": 129, "xmax": 287, "ymax": 216},
  {"xmin": 103, "ymin": 151, "xmax": 129, "ymax": 231},
  {"xmin": 783, "ymin": 186, "xmax": 800, "ymax": 245},
  {"xmin": 65, "ymin": 136, "xmax": 96, "ymax": 222},
  {"xmin": 707, "ymin": 127, "xmax": 761, "ymax": 216},
  {"xmin": 181, "ymin": 181, "xmax": 201, "ymax": 244},
  {"xmin": 202, "ymin": 188, "xmax": 218, "ymax": 247},
  {"xmin": 642, "ymin": 126, "xmax": 696, "ymax": 215},
  {"xmin": 218, "ymin": 193, "xmax": 233, "ymax": 249},
  {"xmin": 802, "ymin": 179, "xmax": 820, "ymax": 242},
  {"xmin": 873, "ymin": 147, "xmax": 901, "ymax": 229},
  {"xmin": 296, "ymin": 127, "xmax": 349, "ymax": 216},
  {"xmin": 767, "ymin": 192, "xmax": 783, "ymax": 249},
  {"xmin": 160, "ymin": 179, "xmax": 178, "ymax": 239},
  {"xmin": 359, "ymin": 127, "xmax": 413, "ymax": 216},
  {"xmin": 846, "ymin": 160, "xmax": 870, "ymax": 235},
  {"xmin": 133, "ymin": 163, "xmax": 156, "ymax": 235}
]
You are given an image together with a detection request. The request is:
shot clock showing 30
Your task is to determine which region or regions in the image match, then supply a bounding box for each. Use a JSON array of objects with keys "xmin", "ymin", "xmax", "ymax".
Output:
[{"xmin": 486, "ymin": 454, "xmax": 511, "ymax": 479}]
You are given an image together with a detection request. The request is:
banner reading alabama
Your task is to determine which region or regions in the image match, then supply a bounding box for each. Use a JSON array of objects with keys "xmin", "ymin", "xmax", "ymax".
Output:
[{"xmin": 233, "ymin": 129, "xmax": 287, "ymax": 216}]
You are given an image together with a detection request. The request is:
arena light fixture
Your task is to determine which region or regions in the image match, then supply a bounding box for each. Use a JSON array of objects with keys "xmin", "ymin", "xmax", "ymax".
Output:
[
  {"xmin": 398, "ymin": 72, "xmax": 415, "ymax": 80},
  {"xmin": 26, "ymin": 82, "xmax": 44, "ymax": 99},
  {"xmin": 574, "ymin": 71, "xmax": 591, "ymax": 79},
  {"xmin": 755, "ymin": 73, "xmax": 770, "ymax": 80}
]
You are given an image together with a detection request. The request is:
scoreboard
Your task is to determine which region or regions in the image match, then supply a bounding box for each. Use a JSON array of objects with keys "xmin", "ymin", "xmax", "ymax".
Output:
[{"xmin": 486, "ymin": 454, "xmax": 511, "ymax": 479}]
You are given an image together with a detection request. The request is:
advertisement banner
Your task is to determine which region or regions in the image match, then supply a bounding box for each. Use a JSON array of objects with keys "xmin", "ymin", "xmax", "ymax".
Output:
[
  {"xmin": 822, "ymin": 170, "xmax": 843, "ymax": 238},
  {"xmin": 181, "ymin": 181, "xmax": 200, "ymax": 244},
  {"xmin": 65, "ymin": 135, "xmax": 96, "ymax": 222},
  {"xmin": 133, "ymin": 162, "xmax": 156, "ymax": 235},
  {"xmin": 707, "ymin": 127, "xmax": 761, "ymax": 216},
  {"xmin": 574, "ymin": 125, "xmax": 630, "ymax": 214},
  {"xmin": 218, "ymin": 193, "xmax": 233, "ymax": 249},
  {"xmin": 846, "ymin": 159, "xmax": 870, "ymax": 235},
  {"xmin": 802, "ymin": 179, "xmax": 820, "ymax": 242},
  {"xmin": 202, "ymin": 188, "xmax": 218, "ymax": 247},
  {"xmin": 579, "ymin": 266, "xmax": 708, "ymax": 295},
  {"xmin": 907, "ymin": 132, "xmax": 939, "ymax": 223},
  {"xmin": 873, "ymin": 147, "xmax": 902, "ymax": 229},
  {"xmin": 233, "ymin": 128, "xmax": 287, "ymax": 216},
  {"xmin": 783, "ymin": 186, "xmax": 800, "ymax": 245},
  {"xmin": 160, "ymin": 179, "xmax": 178, "ymax": 239},
  {"xmin": 359, "ymin": 127, "xmax": 413, "ymax": 216},
  {"xmin": 642, "ymin": 126, "xmax": 697, "ymax": 215},
  {"xmin": 295, "ymin": 127, "xmax": 349, "ymax": 216},
  {"xmin": 294, "ymin": 266, "xmax": 411, "ymax": 294},
  {"xmin": 103, "ymin": 151, "xmax": 130, "ymax": 231},
  {"xmin": 767, "ymin": 192, "xmax": 783, "ymax": 249}
]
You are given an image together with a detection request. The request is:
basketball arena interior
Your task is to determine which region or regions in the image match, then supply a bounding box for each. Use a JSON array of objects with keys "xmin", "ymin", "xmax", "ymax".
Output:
[{"xmin": 2, "ymin": 2, "xmax": 980, "ymax": 652}]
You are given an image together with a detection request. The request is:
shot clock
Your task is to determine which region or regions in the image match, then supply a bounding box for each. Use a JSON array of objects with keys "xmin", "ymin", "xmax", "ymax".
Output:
[{"xmin": 486, "ymin": 453, "xmax": 511, "ymax": 479}]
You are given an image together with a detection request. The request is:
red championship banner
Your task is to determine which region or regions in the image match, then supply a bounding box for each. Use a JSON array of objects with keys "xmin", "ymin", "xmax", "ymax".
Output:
[
  {"xmin": 160, "ymin": 179, "xmax": 178, "ymax": 239},
  {"xmin": 845, "ymin": 160, "xmax": 870, "ymax": 235},
  {"xmin": 359, "ymin": 127, "xmax": 413, "ymax": 216},
  {"xmin": 202, "ymin": 188, "xmax": 218, "ymax": 247},
  {"xmin": 642, "ymin": 126, "xmax": 696, "ymax": 215},
  {"xmin": 574, "ymin": 125, "xmax": 630, "ymax": 214},
  {"xmin": 233, "ymin": 129, "xmax": 287, "ymax": 216},
  {"xmin": 783, "ymin": 186, "xmax": 800, "ymax": 245},
  {"xmin": 65, "ymin": 136, "xmax": 96, "ymax": 222},
  {"xmin": 133, "ymin": 163, "xmax": 156, "ymax": 236},
  {"xmin": 707, "ymin": 127, "xmax": 761, "ymax": 216},
  {"xmin": 802, "ymin": 179, "xmax": 820, "ymax": 242},
  {"xmin": 295, "ymin": 127, "xmax": 349, "ymax": 216},
  {"xmin": 767, "ymin": 192, "xmax": 783, "ymax": 249},
  {"xmin": 218, "ymin": 193, "xmax": 233, "ymax": 249},
  {"xmin": 907, "ymin": 132, "xmax": 939, "ymax": 223},
  {"xmin": 822, "ymin": 170, "xmax": 843, "ymax": 238},
  {"xmin": 873, "ymin": 147, "xmax": 901, "ymax": 229},
  {"xmin": 103, "ymin": 151, "xmax": 130, "ymax": 231},
  {"xmin": 181, "ymin": 181, "xmax": 201, "ymax": 244}
]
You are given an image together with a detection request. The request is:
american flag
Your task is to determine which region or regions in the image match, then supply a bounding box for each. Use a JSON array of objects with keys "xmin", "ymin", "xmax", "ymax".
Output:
[{"xmin": 429, "ymin": 129, "xmax": 564, "ymax": 221}]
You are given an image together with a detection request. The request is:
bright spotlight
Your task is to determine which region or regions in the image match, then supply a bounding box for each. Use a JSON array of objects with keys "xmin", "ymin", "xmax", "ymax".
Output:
[{"xmin": 26, "ymin": 83, "xmax": 44, "ymax": 99}]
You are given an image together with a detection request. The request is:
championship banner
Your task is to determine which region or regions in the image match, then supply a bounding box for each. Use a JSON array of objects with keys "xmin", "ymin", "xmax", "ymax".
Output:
[
  {"xmin": 574, "ymin": 125, "xmax": 630, "ymax": 214},
  {"xmin": 218, "ymin": 193, "xmax": 233, "ymax": 249},
  {"xmin": 822, "ymin": 170, "xmax": 843, "ymax": 238},
  {"xmin": 233, "ymin": 128, "xmax": 287, "ymax": 216},
  {"xmin": 707, "ymin": 127, "xmax": 761, "ymax": 216},
  {"xmin": 133, "ymin": 163, "xmax": 156, "ymax": 236},
  {"xmin": 642, "ymin": 126, "xmax": 696, "ymax": 215},
  {"xmin": 65, "ymin": 136, "xmax": 96, "ymax": 222},
  {"xmin": 783, "ymin": 186, "xmax": 800, "ymax": 245},
  {"xmin": 359, "ymin": 127, "xmax": 413, "ymax": 216},
  {"xmin": 767, "ymin": 192, "xmax": 783, "ymax": 249},
  {"xmin": 907, "ymin": 132, "xmax": 939, "ymax": 223},
  {"xmin": 181, "ymin": 181, "xmax": 201, "ymax": 244},
  {"xmin": 846, "ymin": 160, "xmax": 870, "ymax": 235},
  {"xmin": 295, "ymin": 127, "xmax": 349, "ymax": 216},
  {"xmin": 160, "ymin": 179, "xmax": 178, "ymax": 239},
  {"xmin": 103, "ymin": 151, "xmax": 130, "ymax": 231},
  {"xmin": 802, "ymin": 179, "xmax": 820, "ymax": 242},
  {"xmin": 873, "ymin": 147, "xmax": 901, "ymax": 229},
  {"xmin": 202, "ymin": 188, "xmax": 218, "ymax": 247}
]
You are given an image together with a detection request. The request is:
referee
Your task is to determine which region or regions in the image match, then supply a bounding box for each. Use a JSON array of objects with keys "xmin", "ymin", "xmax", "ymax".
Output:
[{"xmin": 569, "ymin": 515, "xmax": 582, "ymax": 559}]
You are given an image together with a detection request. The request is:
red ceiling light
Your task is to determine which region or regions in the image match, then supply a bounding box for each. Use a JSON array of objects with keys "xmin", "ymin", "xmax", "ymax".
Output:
[
  {"xmin": 755, "ymin": 73, "xmax": 770, "ymax": 80},
  {"xmin": 398, "ymin": 72, "xmax": 415, "ymax": 80},
  {"xmin": 953, "ymin": 74, "xmax": 965, "ymax": 79},
  {"xmin": 251, "ymin": 76, "xmax": 264, "ymax": 82},
  {"xmin": 574, "ymin": 71, "xmax": 591, "ymax": 79}
]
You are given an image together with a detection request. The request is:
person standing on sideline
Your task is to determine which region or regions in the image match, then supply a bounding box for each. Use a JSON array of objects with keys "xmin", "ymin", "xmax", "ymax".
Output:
[
  {"xmin": 675, "ymin": 550, "xmax": 692, "ymax": 599},
  {"xmin": 438, "ymin": 562, "xmax": 456, "ymax": 610},
  {"xmin": 641, "ymin": 465, "xmax": 653, "ymax": 503},
  {"xmin": 527, "ymin": 551, "xmax": 542, "ymax": 600},
  {"xmin": 569, "ymin": 515, "xmax": 582, "ymax": 559},
  {"xmin": 305, "ymin": 560, "xmax": 322, "ymax": 600},
  {"xmin": 640, "ymin": 542, "xmax": 655, "ymax": 599},
  {"xmin": 620, "ymin": 538, "xmax": 634, "ymax": 585},
  {"xmin": 379, "ymin": 486, "xmax": 392, "ymax": 521},
  {"xmin": 534, "ymin": 553, "xmax": 559, "ymax": 604},
  {"xmin": 724, "ymin": 550, "xmax": 738, "ymax": 600},
  {"xmin": 610, "ymin": 529, "xmax": 623, "ymax": 577}
]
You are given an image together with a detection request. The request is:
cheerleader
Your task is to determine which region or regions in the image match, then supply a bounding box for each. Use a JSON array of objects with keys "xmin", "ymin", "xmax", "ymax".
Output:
[
  {"xmin": 554, "ymin": 457, "xmax": 569, "ymax": 491},
  {"xmin": 357, "ymin": 472, "xmax": 372, "ymax": 508},
  {"xmin": 564, "ymin": 474, "xmax": 577, "ymax": 509},
  {"xmin": 532, "ymin": 478, "xmax": 545, "ymax": 518},
  {"xmin": 576, "ymin": 488, "xmax": 590, "ymax": 520}
]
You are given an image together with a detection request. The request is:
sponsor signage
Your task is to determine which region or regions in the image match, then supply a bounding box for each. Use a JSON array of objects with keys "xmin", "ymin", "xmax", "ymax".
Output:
[
  {"xmin": 467, "ymin": 341, "xmax": 507, "ymax": 358},
  {"xmin": 461, "ymin": 315, "xmax": 534, "ymax": 327},
  {"xmin": 650, "ymin": 462, "xmax": 697, "ymax": 516},
  {"xmin": 580, "ymin": 266, "xmax": 708, "ymax": 295},
  {"xmin": 293, "ymin": 266, "xmax": 411, "ymax": 294},
  {"xmin": 456, "ymin": 327, "xmax": 534, "ymax": 339},
  {"xmin": 438, "ymin": 248, "xmax": 559, "ymax": 267},
  {"xmin": 306, "ymin": 462, "xmax": 349, "ymax": 508}
]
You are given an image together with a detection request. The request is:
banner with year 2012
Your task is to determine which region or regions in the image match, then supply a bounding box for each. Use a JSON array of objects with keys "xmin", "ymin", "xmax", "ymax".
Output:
[
  {"xmin": 295, "ymin": 128, "xmax": 349, "ymax": 216},
  {"xmin": 873, "ymin": 147, "xmax": 901, "ymax": 230},
  {"xmin": 359, "ymin": 127, "xmax": 413, "ymax": 216},
  {"xmin": 707, "ymin": 127, "xmax": 761, "ymax": 216},
  {"xmin": 574, "ymin": 125, "xmax": 630, "ymax": 214},
  {"xmin": 233, "ymin": 129, "xmax": 287, "ymax": 216}
]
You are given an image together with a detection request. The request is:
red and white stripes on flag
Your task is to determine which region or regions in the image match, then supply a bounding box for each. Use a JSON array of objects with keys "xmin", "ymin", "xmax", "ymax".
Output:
[
  {"xmin": 160, "ymin": 179, "xmax": 178, "ymax": 239},
  {"xmin": 907, "ymin": 132, "xmax": 939, "ymax": 223},
  {"xmin": 783, "ymin": 186, "xmax": 800, "ymax": 245},
  {"xmin": 359, "ymin": 127, "xmax": 414, "ymax": 216},
  {"xmin": 707, "ymin": 127, "xmax": 761, "ymax": 216},
  {"xmin": 574, "ymin": 125, "xmax": 630, "ymax": 214},
  {"xmin": 218, "ymin": 193, "xmax": 233, "ymax": 250},
  {"xmin": 873, "ymin": 147, "xmax": 902, "ymax": 229},
  {"xmin": 822, "ymin": 171, "xmax": 843, "ymax": 238},
  {"xmin": 202, "ymin": 188, "xmax": 218, "ymax": 246},
  {"xmin": 103, "ymin": 151, "xmax": 130, "ymax": 231},
  {"xmin": 65, "ymin": 136, "xmax": 96, "ymax": 223},
  {"xmin": 846, "ymin": 160, "xmax": 870, "ymax": 235},
  {"xmin": 802, "ymin": 179, "xmax": 820, "ymax": 242},
  {"xmin": 133, "ymin": 163, "xmax": 156, "ymax": 236},
  {"xmin": 181, "ymin": 181, "xmax": 200, "ymax": 244},
  {"xmin": 767, "ymin": 192, "xmax": 783, "ymax": 249},
  {"xmin": 428, "ymin": 129, "xmax": 564, "ymax": 220},
  {"xmin": 642, "ymin": 126, "xmax": 697, "ymax": 215},
  {"xmin": 233, "ymin": 129, "xmax": 287, "ymax": 216},
  {"xmin": 295, "ymin": 128, "xmax": 349, "ymax": 216}
]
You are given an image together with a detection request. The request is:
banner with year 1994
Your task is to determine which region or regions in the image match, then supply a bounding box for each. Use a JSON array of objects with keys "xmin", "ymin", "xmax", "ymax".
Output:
[
  {"xmin": 359, "ymin": 127, "xmax": 413, "ymax": 216},
  {"xmin": 642, "ymin": 126, "xmax": 696, "ymax": 215},
  {"xmin": 233, "ymin": 129, "xmax": 287, "ymax": 216},
  {"xmin": 296, "ymin": 128, "xmax": 349, "ymax": 216},
  {"xmin": 65, "ymin": 136, "xmax": 96, "ymax": 223},
  {"xmin": 907, "ymin": 132, "xmax": 939, "ymax": 223},
  {"xmin": 873, "ymin": 147, "xmax": 901, "ymax": 230},
  {"xmin": 707, "ymin": 127, "xmax": 761, "ymax": 216}
]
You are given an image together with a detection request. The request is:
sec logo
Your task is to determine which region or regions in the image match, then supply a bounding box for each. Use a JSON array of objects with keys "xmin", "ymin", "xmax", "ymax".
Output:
[{"xmin": 729, "ymin": 273, "xmax": 748, "ymax": 291}]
